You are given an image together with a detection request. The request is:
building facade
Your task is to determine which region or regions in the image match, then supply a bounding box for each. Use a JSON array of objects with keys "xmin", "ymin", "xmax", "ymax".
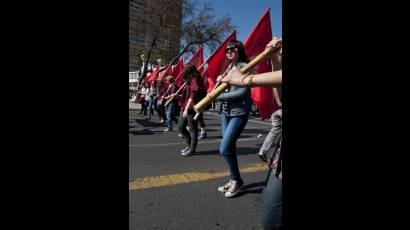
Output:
[{"xmin": 129, "ymin": 0, "xmax": 182, "ymax": 72}]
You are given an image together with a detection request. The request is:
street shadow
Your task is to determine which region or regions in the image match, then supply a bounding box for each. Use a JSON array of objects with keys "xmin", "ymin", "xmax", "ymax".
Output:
[
  {"xmin": 242, "ymin": 129, "xmax": 270, "ymax": 134},
  {"xmin": 249, "ymin": 114, "xmax": 261, "ymax": 119},
  {"xmin": 129, "ymin": 117, "xmax": 167, "ymax": 135},
  {"xmin": 203, "ymin": 116, "xmax": 216, "ymax": 121},
  {"xmin": 196, "ymin": 147, "xmax": 260, "ymax": 156},
  {"xmin": 129, "ymin": 129, "xmax": 155, "ymax": 135},
  {"xmin": 200, "ymin": 135, "xmax": 254, "ymax": 140},
  {"xmin": 202, "ymin": 135, "xmax": 222, "ymax": 140},
  {"xmin": 202, "ymin": 135, "xmax": 254, "ymax": 140},
  {"xmin": 194, "ymin": 149, "xmax": 219, "ymax": 155},
  {"xmin": 201, "ymin": 128, "xmax": 219, "ymax": 132},
  {"xmin": 234, "ymin": 147, "xmax": 260, "ymax": 155},
  {"xmin": 129, "ymin": 122, "xmax": 141, "ymax": 128},
  {"xmin": 238, "ymin": 135, "xmax": 253, "ymax": 139},
  {"xmin": 235, "ymin": 181, "xmax": 265, "ymax": 197},
  {"xmin": 133, "ymin": 117, "xmax": 166, "ymax": 128}
]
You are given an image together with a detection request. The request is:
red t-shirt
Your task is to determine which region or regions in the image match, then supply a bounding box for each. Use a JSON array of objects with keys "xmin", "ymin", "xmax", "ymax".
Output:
[
  {"xmin": 179, "ymin": 77, "xmax": 204, "ymax": 109},
  {"xmin": 164, "ymin": 84, "xmax": 178, "ymax": 98},
  {"xmin": 160, "ymin": 84, "xmax": 178, "ymax": 103},
  {"xmin": 157, "ymin": 87, "xmax": 166, "ymax": 98}
]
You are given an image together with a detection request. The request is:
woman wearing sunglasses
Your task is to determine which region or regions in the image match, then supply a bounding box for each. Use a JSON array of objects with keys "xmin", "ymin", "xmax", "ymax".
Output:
[
  {"xmin": 215, "ymin": 40, "xmax": 252, "ymax": 198},
  {"xmin": 221, "ymin": 37, "xmax": 283, "ymax": 230}
]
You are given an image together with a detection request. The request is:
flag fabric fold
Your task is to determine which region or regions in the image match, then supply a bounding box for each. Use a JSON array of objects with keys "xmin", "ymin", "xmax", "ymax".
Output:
[
  {"xmin": 157, "ymin": 64, "xmax": 173, "ymax": 81},
  {"xmin": 189, "ymin": 46, "xmax": 204, "ymax": 73},
  {"xmin": 244, "ymin": 8, "xmax": 276, "ymax": 120},
  {"xmin": 202, "ymin": 31, "xmax": 237, "ymax": 93},
  {"xmin": 171, "ymin": 58, "xmax": 184, "ymax": 87},
  {"xmin": 145, "ymin": 66, "xmax": 160, "ymax": 83}
]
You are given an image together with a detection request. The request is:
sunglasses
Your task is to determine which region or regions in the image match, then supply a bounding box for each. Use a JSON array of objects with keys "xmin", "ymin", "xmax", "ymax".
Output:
[{"xmin": 224, "ymin": 47, "xmax": 238, "ymax": 53}]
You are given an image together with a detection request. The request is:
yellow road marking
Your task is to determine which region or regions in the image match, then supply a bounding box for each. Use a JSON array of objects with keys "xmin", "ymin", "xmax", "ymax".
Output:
[{"xmin": 129, "ymin": 163, "xmax": 268, "ymax": 191}]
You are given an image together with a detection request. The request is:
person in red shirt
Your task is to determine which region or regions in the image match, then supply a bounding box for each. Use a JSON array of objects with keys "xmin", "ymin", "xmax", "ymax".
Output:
[
  {"xmin": 154, "ymin": 80, "xmax": 167, "ymax": 123},
  {"xmin": 176, "ymin": 63, "xmax": 206, "ymax": 156}
]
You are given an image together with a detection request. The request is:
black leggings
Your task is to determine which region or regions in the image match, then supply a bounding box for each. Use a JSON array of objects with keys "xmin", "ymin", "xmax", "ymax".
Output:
[
  {"xmin": 198, "ymin": 113, "xmax": 206, "ymax": 128},
  {"xmin": 178, "ymin": 109, "xmax": 198, "ymax": 150}
]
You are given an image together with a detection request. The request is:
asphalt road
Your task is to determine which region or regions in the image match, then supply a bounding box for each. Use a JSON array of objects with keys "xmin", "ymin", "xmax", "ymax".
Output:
[{"xmin": 129, "ymin": 109, "xmax": 272, "ymax": 230}]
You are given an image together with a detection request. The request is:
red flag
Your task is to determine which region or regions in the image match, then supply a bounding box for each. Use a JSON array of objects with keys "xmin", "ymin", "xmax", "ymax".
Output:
[
  {"xmin": 175, "ymin": 73, "xmax": 184, "ymax": 87},
  {"xmin": 202, "ymin": 31, "xmax": 237, "ymax": 92},
  {"xmin": 244, "ymin": 8, "xmax": 276, "ymax": 120},
  {"xmin": 172, "ymin": 58, "xmax": 184, "ymax": 87},
  {"xmin": 145, "ymin": 66, "xmax": 160, "ymax": 82},
  {"xmin": 157, "ymin": 64, "xmax": 173, "ymax": 81},
  {"xmin": 171, "ymin": 58, "xmax": 184, "ymax": 78},
  {"xmin": 188, "ymin": 46, "xmax": 204, "ymax": 73}
]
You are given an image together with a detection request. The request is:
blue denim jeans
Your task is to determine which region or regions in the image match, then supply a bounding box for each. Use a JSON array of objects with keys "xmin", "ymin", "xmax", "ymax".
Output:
[
  {"xmin": 155, "ymin": 102, "xmax": 166, "ymax": 120},
  {"xmin": 166, "ymin": 102, "xmax": 179, "ymax": 129},
  {"xmin": 219, "ymin": 112, "xmax": 249, "ymax": 182},
  {"xmin": 148, "ymin": 98, "xmax": 155, "ymax": 116},
  {"xmin": 261, "ymin": 168, "xmax": 282, "ymax": 230}
]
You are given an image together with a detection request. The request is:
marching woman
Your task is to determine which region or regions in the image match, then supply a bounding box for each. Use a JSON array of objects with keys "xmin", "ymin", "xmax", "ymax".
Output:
[
  {"xmin": 140, "ymin": 82, "xmax": 150, "ymax": 117},
  {"xmin": 154, "ymin": 80, "xmax": 167, "ymax": 123},
  {"xmin": 221, "ymin": 37, "xmax": 283, "ymax": 229},
  {"xmin": 215, "ymin": 39, "xmax": 252, "ymax": 198},
  {"xmin": 138, "ymin": 83, "xmax": 147, "ymax": 116},
  {"xmin": 147, "ymin": 81, "xmax": 156, "ymax": 119},
  {"xmin": 162, "ymin": 76, "xmax": 180, "ymax": 132},
  {"xmin": 177, "ymin": 63, "xmax": 206, "ymax": 156}
]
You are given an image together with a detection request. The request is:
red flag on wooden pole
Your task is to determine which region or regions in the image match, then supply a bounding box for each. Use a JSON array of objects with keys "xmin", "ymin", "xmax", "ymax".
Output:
[
  {"xmin": 145, "ymin": 65, "xmax": 160, "ymax": 82},
  {"xmin": 157, "ymin": 64, "xmax": 173, "ymax": 81},
  {"xmin": 188, "ymin": 46, "xmax": 204, "ymax": 73},
  {"xmin": 171, "ymin": 58, "xmax": 184, "ymax": 78},
  {"xmin": 244, "ymin": 8, "xmax": 276, "ymax": 120},
  {"xmin": 202, "ymin": 31, "xmax": 237, "ymax": 93},
  {"xmin": 172, "ymin": 58, "xmax": 184, "ymax": 87}
]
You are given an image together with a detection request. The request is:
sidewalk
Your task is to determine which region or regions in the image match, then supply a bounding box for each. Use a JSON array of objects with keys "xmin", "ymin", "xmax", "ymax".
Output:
[{"xmin": 129, "ymin": 102, "xmax": 141, "ymax": 110}]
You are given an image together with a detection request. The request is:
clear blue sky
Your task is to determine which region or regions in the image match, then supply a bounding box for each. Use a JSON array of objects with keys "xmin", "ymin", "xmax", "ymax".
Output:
[{"xmin": 196, "ymin": 0, "xmax": 282, "ymax": 57}]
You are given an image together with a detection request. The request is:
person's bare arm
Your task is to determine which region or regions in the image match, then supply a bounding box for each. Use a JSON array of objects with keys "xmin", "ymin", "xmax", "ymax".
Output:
[
  {"xmin": 183, "ymin": 98, "xmax": 194, "ymax": 118},
  {"xmin": 222, "ymin": 67, "xmax": 282, "ymax": 88},
  {"xmin": 267, "ymin": 37, "xmax": 282, "ymax": 71},
  {"xmin": 244, "ymin": 70, "xmax": 282, "ymax": 87},
  {"xmin": 221, "ymin": 37, "xmax": 282, "ymax": 88}
]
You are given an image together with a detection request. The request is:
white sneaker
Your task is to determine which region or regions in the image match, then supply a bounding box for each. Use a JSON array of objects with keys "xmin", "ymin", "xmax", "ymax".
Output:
[
  {"xmin": 180, "ymin": 146, "xmax": 190, "ymax": 153},
  {"xmin": 181, "ymin": 148, "xmax": 195, "ymax": 156},
  {"xmin": 217, "ymin": 180, "xmax": 233, "ymax": 193},
  {"xmin": 258, "ymin": 151, "xmax": 268, "ymax": 162},
  {"xmin": 224, "ymin": 180, "xmax": 243, "ymax": 198}
]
